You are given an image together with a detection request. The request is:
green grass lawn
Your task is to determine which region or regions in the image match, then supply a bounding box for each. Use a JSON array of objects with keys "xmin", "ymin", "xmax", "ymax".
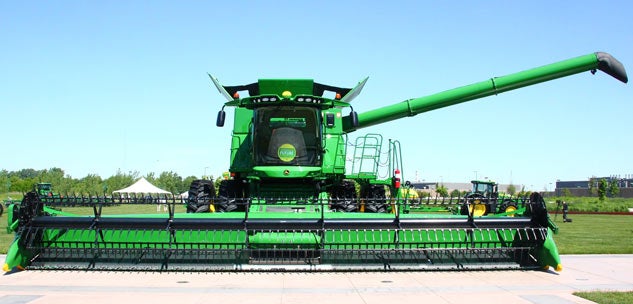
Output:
[
  {"xmin": 551, "ymin": 214, "xmax": 633, "ymax": 254},
  {"xmin": 554, "ymin": 217, "xmax": 633, "ymax": 304},
  {"xmin": 574, "ymin": 291, "xmax": 633, "ymax": 304}
]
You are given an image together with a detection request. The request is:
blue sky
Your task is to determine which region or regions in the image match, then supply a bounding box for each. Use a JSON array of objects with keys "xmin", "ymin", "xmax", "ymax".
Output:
[{"xmin": 1, "ymin": 1, "xmax": 631, "ymax": 191}]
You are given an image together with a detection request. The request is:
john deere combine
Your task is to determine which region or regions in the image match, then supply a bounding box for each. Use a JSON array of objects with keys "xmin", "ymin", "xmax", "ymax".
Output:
[{"xmin": 4, "ymin": 52, "xmax": 627, "ymax": 272}]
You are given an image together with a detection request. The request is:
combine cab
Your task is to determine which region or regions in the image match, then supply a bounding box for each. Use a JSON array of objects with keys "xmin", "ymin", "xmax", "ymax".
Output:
[{"xmin": 4, "ymin": 52, "xmax": 627, "ymax": 272}]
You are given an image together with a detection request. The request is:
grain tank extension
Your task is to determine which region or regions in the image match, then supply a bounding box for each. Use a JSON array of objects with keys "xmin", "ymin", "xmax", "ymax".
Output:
[{"xmin": 4, "ymin": 52, "xmax": 627, "ymax": 272}]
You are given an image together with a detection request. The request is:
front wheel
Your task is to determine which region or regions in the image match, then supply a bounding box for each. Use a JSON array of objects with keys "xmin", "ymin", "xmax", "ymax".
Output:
[
  {"xmin": 500, "ymin": 200, "xmax": 518, "ymax": 216},
  {"xmin": 329, "ymin": 181, "xmax": 358, "ymax": 212},
  {"xmin": 215, "ymin": 179, "xmax": 246, "ymax": 212}
]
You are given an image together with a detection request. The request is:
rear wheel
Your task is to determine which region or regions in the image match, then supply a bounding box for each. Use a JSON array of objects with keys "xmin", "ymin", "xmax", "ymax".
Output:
[
  {"xmin": 187, "ymin": 179, "xmax": 215, "ymax": 213},
  {"xmin": 460, "ymin": 194, "xmax": 489, "ymax": 216},
  {"xmin": 361, "ymin": 185, "xmax": 388, "ymax": 213}
]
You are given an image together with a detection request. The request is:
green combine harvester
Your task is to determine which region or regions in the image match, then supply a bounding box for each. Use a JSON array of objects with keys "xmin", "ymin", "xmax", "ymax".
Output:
[{"xmin": 4, "ymin": 52, "xmax": 627, "ymax": 272}]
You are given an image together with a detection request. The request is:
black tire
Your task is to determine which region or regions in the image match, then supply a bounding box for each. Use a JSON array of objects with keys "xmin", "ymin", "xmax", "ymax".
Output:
[
  {"xmin": 460, "ymin": 193, "xmax": 489, "ymax": 216},
  {"xmin": 329, "ymin": 180, "xmax": 358, "ymax": 212},
  {"xmin": 0, "ymin": 203, "xmax": 3, "ymax": 217},
  {"xmin": 500, "ymin": 200, "xmax": 518, "ymax": 215},
  {"xmin": 215, "ymin": 180, "xmax": 246, "ymax": 212},
  {"xmin": 361, "ymin": 185, "xmax": 388, "ymax": 213},
  {"xmin": 187, "ymin": 179, "xmax": 215, "ymax": 213}
]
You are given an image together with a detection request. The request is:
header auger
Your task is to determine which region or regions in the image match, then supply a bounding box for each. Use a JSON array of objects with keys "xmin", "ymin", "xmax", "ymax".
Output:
[{"xmin": 4, "ymin": 52, "xmax": 627, "ymax": 272}]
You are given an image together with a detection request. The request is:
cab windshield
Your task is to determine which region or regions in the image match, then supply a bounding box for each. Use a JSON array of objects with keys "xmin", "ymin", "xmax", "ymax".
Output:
[
  {"xmin": 473, "ymin": 183, "xmax": 493, "ymax": 194},
  {"xmin": 253, "ymin": 106, "xmax": 320, "ymax": 166}
]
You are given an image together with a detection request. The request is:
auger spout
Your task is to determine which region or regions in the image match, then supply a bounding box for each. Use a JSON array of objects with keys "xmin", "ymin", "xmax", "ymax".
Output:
[{"xmin": 344, "ymin": 52, "xmax": 627, "ymax": 132}]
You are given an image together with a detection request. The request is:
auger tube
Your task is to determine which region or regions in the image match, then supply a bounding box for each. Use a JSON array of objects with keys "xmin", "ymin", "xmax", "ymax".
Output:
[{"xmin": 343, "ymin": 52, "xmax": 627, "ymax": 132}]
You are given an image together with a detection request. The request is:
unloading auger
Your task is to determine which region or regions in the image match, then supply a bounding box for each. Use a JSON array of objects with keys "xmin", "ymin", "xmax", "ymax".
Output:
[{"xmin": 4, "ymin": 52, "xmax": 627, "ymax": 272}]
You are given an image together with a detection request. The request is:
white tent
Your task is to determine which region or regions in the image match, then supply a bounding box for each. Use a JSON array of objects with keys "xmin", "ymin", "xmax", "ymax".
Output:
[
  {"xmin": 112, "ymin": 177, "xmax": 172, "ymax": 196},
  {"xmin": 113, "ymin": 177, "xmax": 172, "ymax": 212}
]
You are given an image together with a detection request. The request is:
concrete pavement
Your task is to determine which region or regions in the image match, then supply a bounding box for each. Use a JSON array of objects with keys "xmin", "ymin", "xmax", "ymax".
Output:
[{"xmin": 0, "ymin": 255, "xmax": 631, "ymax": 304}]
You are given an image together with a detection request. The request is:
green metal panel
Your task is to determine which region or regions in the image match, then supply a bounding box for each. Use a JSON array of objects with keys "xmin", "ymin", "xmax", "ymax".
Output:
[
  {"xmin": 252, "ymin": 166, "xmax": 321, "ymax": 178},
  {"xmin": 258, "ymin": 79, "xmax": 314, "ymax": 95},
  {"xmin": 230, "ymin": 107, "xmax": 253, "ymax": 172},
  {"xmin": 321, "ymin": 108, "xmax": 346, "ymax": 174},
  {"xmin": 249, "ymin": 232, "xmax": 321, "ymax": 249}
]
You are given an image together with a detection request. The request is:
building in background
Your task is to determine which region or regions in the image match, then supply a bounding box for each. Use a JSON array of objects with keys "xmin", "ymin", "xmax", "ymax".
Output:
[{"xmin": 555, "ymin": 175, "xmax": 633, "ymax": 198}]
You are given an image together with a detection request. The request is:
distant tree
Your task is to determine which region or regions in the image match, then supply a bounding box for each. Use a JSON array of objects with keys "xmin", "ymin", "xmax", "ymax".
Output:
[
  {"xmin": 517, "ymin": 186, "xmax": 530, "ymax": 198},
  {"xmin": 105, "ymin": 170, "xmax": 138, "ymax": 193},
  {"xmin": 182, "ymin": 176, "xmax": 198, "ymax": 193},
  {"xmin": 0, "ymin": 170, "xmax": 9, "ymax": 194},
  {"xmin": 436, "ymin": 184, "xmax": 448, "ymax": 197},
  {"xmin": 449, "ymin": 189, "xmax": 461, "ymax": 197},
  {"xmin": 608, "ymin": 179, "xmax": 620, "ymax": 197},
  {"xmin": 506, "ymin": 184, "xmax": 517, "ymax": 196},
  {"xmin": 417, "ymin": 190, "xmax": 430, "ymax": 199},
  {"xmin": 145, "ymin": 172, "xmax": 157, "ymax": 184},
  {"xmin": 14, "ymin": 168, "xmax": 40, "ymax": 179},
  {"xmin": 598, "ymin": 178, "xmax": 608, "ymax": 201},
  {"xmin": 40, "ymin": 168, "xmax": 67, "ymax": 192},
  {"xmin": 588, "ymin": 177, "xmax": 597, "ymax": 196},
  {"xmin": 75, "ymin": 174, "xmax": 104, "ymax": 194},
  {"xmin": 562, "ymin": 189, "xmax": 572, "ymax": 197},
  {"xmin": 11, "ymin": 177, "xmax": 34, "ymax": 193},
  {"xmin": 56, "ymin": 176, "xmax": 78, "ymax": 195},
  {"xmin": 156, "ymin": 171, "xmax": 183, "ymax": 194}
]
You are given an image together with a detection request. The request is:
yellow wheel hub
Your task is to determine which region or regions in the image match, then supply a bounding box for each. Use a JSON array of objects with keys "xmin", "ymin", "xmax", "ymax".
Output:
[
  {"xmin": 504, "ymin": 205, "xmax": 517, "ymax": 217},
  {"xmin": 468, "ymin": 203, "xmax": 487, "ymax": 216}
]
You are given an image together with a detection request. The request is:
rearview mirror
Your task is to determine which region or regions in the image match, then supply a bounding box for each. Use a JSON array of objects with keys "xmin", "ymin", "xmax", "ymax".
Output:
[
  {"xmin": 349, "ymin": 111, "xmax": 359, "ymax": 128},
  {"xmin": 216, "ymin": 110, "xmax": 226, "ymax": 127}
]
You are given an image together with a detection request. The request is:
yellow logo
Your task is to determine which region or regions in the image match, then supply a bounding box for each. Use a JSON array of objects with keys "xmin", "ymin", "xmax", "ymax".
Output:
[{"xmin": 278, "ymin": 143, "xmax": 296, "ymax": 162}]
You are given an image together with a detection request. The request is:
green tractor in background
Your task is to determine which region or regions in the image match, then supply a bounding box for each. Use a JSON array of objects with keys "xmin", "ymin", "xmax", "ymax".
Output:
[
  {"xmin": 34, "ymin": 183, "xmax": 60, "ymax": 199},
  {"xmin": 459, "ymin": 180, "xmax": 519, "ymax": 216}
]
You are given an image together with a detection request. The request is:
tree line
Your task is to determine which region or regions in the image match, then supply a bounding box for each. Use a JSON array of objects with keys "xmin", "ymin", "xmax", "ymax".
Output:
[{"xmin": 0, "ymin": 168, "xmax": 212, "ymax": 196}]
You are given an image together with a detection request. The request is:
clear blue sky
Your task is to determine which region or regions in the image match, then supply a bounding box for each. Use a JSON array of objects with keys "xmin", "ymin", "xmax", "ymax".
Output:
[{"xmin": 1, "ymin": 1, "xmax": 631, "ymax": 191}]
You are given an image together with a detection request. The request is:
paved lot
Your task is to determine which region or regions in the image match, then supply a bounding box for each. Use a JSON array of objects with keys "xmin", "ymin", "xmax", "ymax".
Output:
[{"xmin": 0, "ymin": 255, "xmax": 631, "ymax": 304}]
